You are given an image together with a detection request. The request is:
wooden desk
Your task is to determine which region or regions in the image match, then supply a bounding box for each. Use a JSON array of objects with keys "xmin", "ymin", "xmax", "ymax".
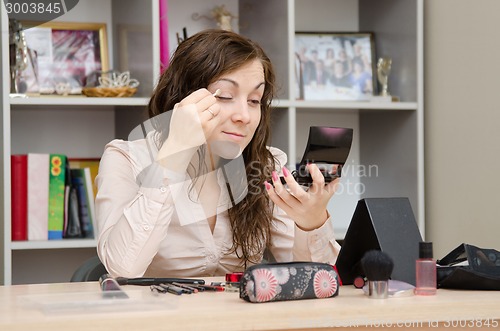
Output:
[{"xmin": 1, "ymin": 279, "xmax": 499, "ymax": 330}]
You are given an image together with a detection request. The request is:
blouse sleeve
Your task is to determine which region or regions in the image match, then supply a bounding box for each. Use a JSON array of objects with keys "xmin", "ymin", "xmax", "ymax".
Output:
[
  {"xmin": 266, "ymin": 146, "xmax": 341, "ymax": 265},
  {"xmin": 269, "ymin": 206, "xmax": 341, "ymax": 265},
  {"xmin": 95, "ymin": 139, "xmax": 182, "ymax": 278}
]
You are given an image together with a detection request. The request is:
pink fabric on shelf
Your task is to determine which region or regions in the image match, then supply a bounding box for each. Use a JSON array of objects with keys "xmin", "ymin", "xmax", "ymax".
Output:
[{"xmin": 160, "ymin": 0, "xmax": 169, "ymax": 72}]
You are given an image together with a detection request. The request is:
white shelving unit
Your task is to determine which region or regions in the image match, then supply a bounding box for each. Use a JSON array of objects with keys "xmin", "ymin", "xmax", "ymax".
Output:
[
  {"xmin": 1, "ymin": 0, "xmax": 159, "ymax": 285},
  {"xmin": 10, "ymin": 97, "xmax": 150, "ymax": 106},
  {"xmin": 11, "ymin": 239, "xmax": 97, "ymax": 250},
  {"xmin": 1, "ymin": 0, "xmax": 424, "ymax": 285},
  {"xmin": 237, "ymin": 0, "xmax": 424, "ymax": 239}
]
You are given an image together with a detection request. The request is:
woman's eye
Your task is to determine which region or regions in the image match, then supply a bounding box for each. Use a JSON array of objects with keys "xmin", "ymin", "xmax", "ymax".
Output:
[
  {"xmin": 249, "ymin": 99, "xmax": 261, "ymax": 106},
  {"xmin": 216, "ymin": 96, "xmax": 232, "ymax": 101}
]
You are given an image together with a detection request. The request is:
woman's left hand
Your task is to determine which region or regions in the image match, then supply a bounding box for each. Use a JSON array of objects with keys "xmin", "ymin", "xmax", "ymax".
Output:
[{"xmin": 265, "ymin": 164, "xmax": 340, "ymax": 231}]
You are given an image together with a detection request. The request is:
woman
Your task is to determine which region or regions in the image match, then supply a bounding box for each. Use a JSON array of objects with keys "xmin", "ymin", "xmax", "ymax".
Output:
[
  {"xmin": 95, "ymin": 29, "xmax": 341, "ymax": 278},
  {"xmin": 349, "ymin": 58, "xmax": 372, "ymax": 93}
]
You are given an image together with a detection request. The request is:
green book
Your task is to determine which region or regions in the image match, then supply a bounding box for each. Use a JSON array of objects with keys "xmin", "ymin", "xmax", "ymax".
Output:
[{"xmin": 48, "ymin": 154, "xmax": 66, "ymax": 240}]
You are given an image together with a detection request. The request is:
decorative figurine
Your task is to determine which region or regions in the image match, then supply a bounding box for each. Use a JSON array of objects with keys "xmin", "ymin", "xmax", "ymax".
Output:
[
  {"xmin": 192, "ymin": 5, "xmax": 237, "ymax": 32},
  {"xmin": 211, "ymin": 5, "xmax": 237, "ymax": 31},
  {"xmin": 377, "ymin": 57, "xmax": 392, "ymax": 97},
  {"xmin": 8, "ymin": 19, "xmax": 28, "ymax": 93}
]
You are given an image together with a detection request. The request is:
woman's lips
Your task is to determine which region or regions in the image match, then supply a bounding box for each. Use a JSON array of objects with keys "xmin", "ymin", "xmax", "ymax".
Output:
[{"xmin": 223, "ymin": 131, "xmax": 245, "ymax": 141}]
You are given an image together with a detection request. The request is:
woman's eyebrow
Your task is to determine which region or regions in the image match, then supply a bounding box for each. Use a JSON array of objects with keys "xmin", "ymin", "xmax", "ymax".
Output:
[
  {"xmin": 255, "ymin": 82, "xmax": 265, "ymax": 90},
  {"xmin": 217, "ymin": 78, "xmax": 265, "ymax": 90},
  {"xmin": 216, "ymin": 78, "xmax": 238, "ymax": 86}
]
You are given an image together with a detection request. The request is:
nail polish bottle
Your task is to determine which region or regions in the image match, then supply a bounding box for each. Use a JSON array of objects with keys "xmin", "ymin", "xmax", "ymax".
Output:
[{"xmin": 415, "ymin": 241, "xmax": 437, "ymax": 295}]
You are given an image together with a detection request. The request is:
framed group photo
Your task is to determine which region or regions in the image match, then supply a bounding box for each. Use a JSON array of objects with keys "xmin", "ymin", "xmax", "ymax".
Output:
[
  {"xmin": 295, "ymin": 32, "xmax": 376, "ymax": 101},
  {"xmin": 19, "ymin": 21, "xmax": 109, "ymax": 95}
]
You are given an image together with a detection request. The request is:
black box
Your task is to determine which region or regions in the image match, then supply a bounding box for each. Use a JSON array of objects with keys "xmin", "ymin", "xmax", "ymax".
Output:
[{"xmin": 335, "ymin": 197, "xmax": 422, "ymax": 285}]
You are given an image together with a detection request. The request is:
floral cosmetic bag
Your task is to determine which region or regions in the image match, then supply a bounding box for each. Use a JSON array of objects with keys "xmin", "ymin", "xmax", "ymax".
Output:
[{"xmin": 240, "ymin": 262, "xmax": 339, "ymax": 303}]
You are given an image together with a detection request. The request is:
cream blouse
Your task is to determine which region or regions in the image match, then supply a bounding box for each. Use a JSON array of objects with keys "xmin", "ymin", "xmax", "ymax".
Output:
[{"xmin": 95, "ymin": 131, "xmax": 341, "ymax": 278}]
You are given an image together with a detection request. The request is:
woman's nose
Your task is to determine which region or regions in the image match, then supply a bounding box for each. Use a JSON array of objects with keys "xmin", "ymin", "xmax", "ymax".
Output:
[{"xmin": 230, "ymin": 99, "xmax": 251, "ymax": 123}]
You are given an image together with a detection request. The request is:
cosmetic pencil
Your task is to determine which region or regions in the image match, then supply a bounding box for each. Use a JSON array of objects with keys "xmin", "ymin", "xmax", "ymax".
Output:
[
  {"xmin": 187, "ymin": 283, "xmax": 205, "ymax": 292},
  {"xmin": 150, "ymin": 284, "xmax": 167, "ymax": 294},
  {"xmin": 162, "ymin": 283, "xmax": 193, "ymax": 294},
  {"xmin": 158, "ymin": 283, "xmax": 184, "ymax": 295},
  {"xmin": 172, "ymin": 282, "xmax": 199, "ymax": 293},
  {"xmin": 191, "ymin": 284, "xmax": 225, "ymax": 292},
  {"xmin": 150, "ymin": 284, "xmax": 185, "ymax": 296}
]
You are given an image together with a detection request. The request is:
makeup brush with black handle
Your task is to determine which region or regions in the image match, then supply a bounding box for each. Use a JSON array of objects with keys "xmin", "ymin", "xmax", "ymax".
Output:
[
  {"xmin": 361, "ymin": 250, "xmax": 394, "ymax": 299},
  {"xmin": 116, "ymin": 276, "xmax": 205, "ymax": 286}
]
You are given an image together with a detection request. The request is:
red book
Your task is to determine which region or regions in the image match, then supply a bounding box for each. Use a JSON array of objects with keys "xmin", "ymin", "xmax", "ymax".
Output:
[{"xmin": 11, "ymin": 155, "xmax": 28, "ymax": 241}]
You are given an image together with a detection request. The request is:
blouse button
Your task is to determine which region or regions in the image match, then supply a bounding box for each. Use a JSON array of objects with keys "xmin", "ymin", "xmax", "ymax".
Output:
[{"xmin": 159, "ymin": 186, "xmax": 167, "ymax": 193}]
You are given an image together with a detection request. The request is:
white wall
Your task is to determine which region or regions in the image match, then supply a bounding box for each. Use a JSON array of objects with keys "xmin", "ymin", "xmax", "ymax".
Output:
[
  {"xmin": 167, "ymin": 0, "xmax": 239, "ymax": 57},
  {"xmin": 425, "ymin": 0, "xmax": 500, "ymax": 258}
]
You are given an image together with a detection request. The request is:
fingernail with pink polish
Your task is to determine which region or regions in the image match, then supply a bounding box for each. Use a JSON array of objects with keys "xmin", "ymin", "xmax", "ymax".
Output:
[
  {"xmin": 272, "ymin": 171, "xmax": 278, "ymax": 182},
  {"xmin": 264, "ymin": 181, "xmax": 272, "ymax": 190},
  {"xmin": 282, "ymin": 167, "xmax": 289, "ymax": 177}
]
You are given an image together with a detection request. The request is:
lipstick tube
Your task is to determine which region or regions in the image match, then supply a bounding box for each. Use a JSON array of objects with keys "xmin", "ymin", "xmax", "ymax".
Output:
[{"xmin": 225, "ymin": 272, "xmax": 243, "ymax": 292}]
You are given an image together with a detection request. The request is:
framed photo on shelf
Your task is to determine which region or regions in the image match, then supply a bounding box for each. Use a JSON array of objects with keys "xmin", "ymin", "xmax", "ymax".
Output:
[
  {"xmin": 295, "ymin": 32, "xmax": 376, "ymax": 101},
  {"xmin": 19, "ymin": 21, "xmax": 109, "ymax": 95}
]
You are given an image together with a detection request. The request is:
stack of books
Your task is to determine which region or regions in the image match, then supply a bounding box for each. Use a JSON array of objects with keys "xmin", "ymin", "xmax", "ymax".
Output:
[{"xmin": 10, "ymin": 154, "xmax": 99, "ymax": 241}]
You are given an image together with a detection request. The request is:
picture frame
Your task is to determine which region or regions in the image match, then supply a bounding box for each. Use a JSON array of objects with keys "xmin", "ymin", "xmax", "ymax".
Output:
[
  {"xmin": 19, "ymin": 21, "xmax": 109, "ymax": 95},
  {"xmin": 295, "ymin": 32, "xmax": 376, "ymax": 101}
]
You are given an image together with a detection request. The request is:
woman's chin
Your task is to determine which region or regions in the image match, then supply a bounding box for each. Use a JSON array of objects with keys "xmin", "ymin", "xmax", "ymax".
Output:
[{"xmin": 209, "ymin": 140, "xmax": 242, "ymax": 159}]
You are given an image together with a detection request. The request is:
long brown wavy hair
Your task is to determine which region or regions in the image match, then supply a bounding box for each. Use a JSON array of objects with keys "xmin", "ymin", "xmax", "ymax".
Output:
[{"xmin": 148, "ymin": 29, "xmax": 277, "ymax": 266}]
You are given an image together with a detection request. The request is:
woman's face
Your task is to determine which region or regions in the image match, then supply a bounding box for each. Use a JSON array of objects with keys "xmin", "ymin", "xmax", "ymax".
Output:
[
  {"xmin": 354, "ymin": 62, "xmax": 363, "ymax": 73},
  {"xmin": 207, "ymin": 59, "xmax": 265, "ymax": 151}
]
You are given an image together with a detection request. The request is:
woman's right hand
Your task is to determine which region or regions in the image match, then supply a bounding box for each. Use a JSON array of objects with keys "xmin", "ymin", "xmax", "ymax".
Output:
[{"xmin": 156, "ymin": 88, "xmax": 221, "ymax": 169}]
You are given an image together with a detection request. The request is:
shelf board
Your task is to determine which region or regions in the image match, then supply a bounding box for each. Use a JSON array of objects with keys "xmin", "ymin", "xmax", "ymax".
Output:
[
  {"xmin": 11, "ymin": 239, "xmax": 97, "ymax": 250},
  {"xmin": 272, "ymin": 99, "xmax": 418, "ymax": 110},
  {"xmin": 10, "ymin": 96, "xmax": 416, "ymax": 110},
  {"xmin": 10, "ymin": 96, "xmax": 149, "ymax": 106}
]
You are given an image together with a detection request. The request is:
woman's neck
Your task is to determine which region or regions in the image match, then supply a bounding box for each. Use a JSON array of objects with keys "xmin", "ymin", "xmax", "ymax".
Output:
[
  {"xmin": 187, "ymin": 145, "xmax": 220, "ymax": 179},
  {"xmin": 208, "ymin": 143, "xmax": 224, "ymax": 171}
]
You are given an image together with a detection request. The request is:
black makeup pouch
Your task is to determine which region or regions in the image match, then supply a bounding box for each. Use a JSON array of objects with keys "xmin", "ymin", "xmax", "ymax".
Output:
[
  {"xmin": 239, "ymin": 262, "xmax": 339, "ymax": 303},
  {"xmin": 437, "ymin": 243, "xmax": 500, "ymax": 290}
]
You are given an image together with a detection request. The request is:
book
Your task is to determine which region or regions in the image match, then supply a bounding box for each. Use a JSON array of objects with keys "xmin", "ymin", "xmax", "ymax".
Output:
[
  {"xmin": 27, "ymin": 153, "xmax": 50, "ymax": 241},
  {"xmin": 65, "ymin": 186, "xmax": 83, "ymax": 238},
  {"xmin": 84, "ymin": 167, "xmax": 96, "ymax": 238},
  {"xmin": 47, "ymin": 154, "xmax": 67, "ymax": 240},
  {"xmin": 64, "ymin": 160, "xmax": 82, "ymax": 238},
  {"xmin": 70, "ymin": 168, "xmax": 94, "ymax": 238},
  {"xmin": 63, "ymin": 176, "xmax": 69, "ymax": 237},
  {"xmin": 68, "ymin": 158, "xmax": 100, "ymax": 199},
  {"xmin": 11, "ymin": 155, "xmax": 28, "ymax": 241}
]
